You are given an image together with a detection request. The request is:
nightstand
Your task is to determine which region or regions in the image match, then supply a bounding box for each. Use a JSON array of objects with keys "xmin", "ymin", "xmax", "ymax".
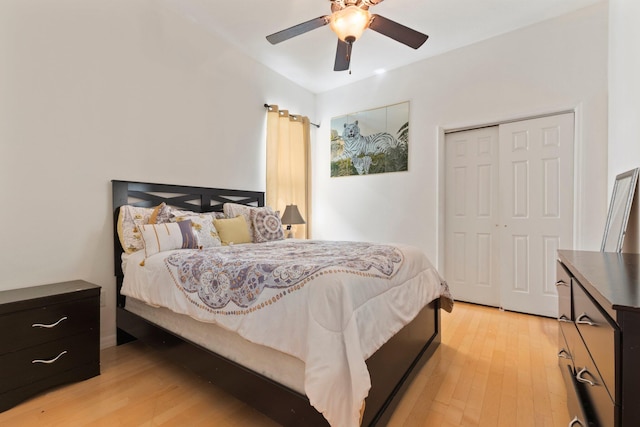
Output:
[{"xmin": 0, "ymin": 280, "xmax": 100, "ymax": 412}]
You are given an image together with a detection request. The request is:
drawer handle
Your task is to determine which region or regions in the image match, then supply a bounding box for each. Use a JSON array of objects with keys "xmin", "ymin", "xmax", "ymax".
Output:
[
  {"xmin": 568, "ymin": 416, "xmax": 584, "ymax": 427},
  {"xmin": 575, "ymin": 313, "xmax": 597, "ymax": 327},
  {"xmin": 576, "ymin": 367, "xmax": 597, "ymax": 386},
  {"xmin": 32, "ymin": 350, "xmax": 68, "ymax": 365},
  {"xmin": 32, "ymin": 316, "xmax": 68, "ymax": 329},
  {"xmin": 556, "ymin": 279, "xmax": 569, "ymax": 287},
  {"xmin": 558, "ymin": 315, "xmax": 572, "ymax": 323},
  {"xmin": 558, "ymin": 349, "xmax": 571, "ymax": 359}
]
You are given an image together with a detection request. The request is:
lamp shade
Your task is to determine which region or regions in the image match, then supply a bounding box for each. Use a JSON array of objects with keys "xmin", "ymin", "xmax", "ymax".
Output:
[
  {"xmin": 329, "ymin": 6, "xmax": 371, "ymax": 42},
  {"xmin": 281, "ymin": 204, "xmax": 305, "ymax": 225}
]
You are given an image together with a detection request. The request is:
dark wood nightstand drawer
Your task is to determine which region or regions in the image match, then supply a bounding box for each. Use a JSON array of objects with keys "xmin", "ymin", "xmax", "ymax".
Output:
[
  {"xmin": 0, "ymin": 331, "xmax": 98, "ymax": 394},
  {"xmin": 573, "ymin": 281, "xmax": 618, "ymax": 403},
  {"xmin": 0, "ymin": 280, "xmax": 100, "ymax": 412},
  {"xmin": 0, "ymin": 297, "xmax": 98, "ymax": 353}
]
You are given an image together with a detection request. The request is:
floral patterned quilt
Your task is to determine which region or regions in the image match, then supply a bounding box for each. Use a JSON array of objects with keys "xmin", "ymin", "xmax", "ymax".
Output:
[
  {"xmin": 166, "ymin": 240, "xmax": 404, "ymax": 312},
  {"xmin": 122, "ymin": 240, "xmax": 452, "ymax": 427}
]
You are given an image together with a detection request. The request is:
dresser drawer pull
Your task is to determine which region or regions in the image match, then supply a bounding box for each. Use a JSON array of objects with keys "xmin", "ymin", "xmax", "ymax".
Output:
[
  {"xmin": 558, "ymin": 349, "xmax": 571, "ymax": 359},
  {"xmin": 558, "ymin": 315, "xmax": 572, "ymax": 323},
  {"xmin": 32, "ymin": 316, "xmax": 68, "ymax": 329},
  {"xmin": 576, "ymin": 367, "xmax": 597, "ymax": 386},
  {"xmin": 568, "ymin": 416, "xmax": 584, "ymax": 427},
  {"xmin": 32, "ymin": 350, "xmax": 68, "ymax": 365},
  {"xmin": 556, "ymin": 279, "xmax": 569, "ymax": 287},
  {"xmin": 575, "ymin": 313, "xmax": 597, "ymax": 327}
]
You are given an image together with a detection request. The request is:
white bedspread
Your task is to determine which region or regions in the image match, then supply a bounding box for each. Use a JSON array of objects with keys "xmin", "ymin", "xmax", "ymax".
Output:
[{"xmin": 121, "ymin": 240, "xmax": 452, "ymax": 427}]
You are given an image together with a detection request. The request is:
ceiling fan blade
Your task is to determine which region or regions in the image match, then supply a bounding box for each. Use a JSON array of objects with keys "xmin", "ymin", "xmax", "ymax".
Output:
[
  {"xmin": 334, "ymin": 39, "xmax": 351, "ymax": 71},
  {"xmin": 368, "ymin": 14, "xmax": 428, "ymax": 49},
  {"xmin": 266, "ymin": 16, "xmax": 330, "ymax": 45}
]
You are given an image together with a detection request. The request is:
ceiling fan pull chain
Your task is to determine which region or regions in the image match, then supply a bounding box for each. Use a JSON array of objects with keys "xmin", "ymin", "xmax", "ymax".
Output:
[{"xmin": 347, "ymin": 39, "xmax": 353, "ymax": 74}]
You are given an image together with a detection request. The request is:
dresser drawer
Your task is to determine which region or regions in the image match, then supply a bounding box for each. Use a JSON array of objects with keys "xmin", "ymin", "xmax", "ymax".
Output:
[
  {"xmin": 573, "ymin": 332, "xmax": 616, "ymax": 427},
  {"xmin": 556, "ymin": 261, "xmax": 572, "ymax": 321},
  {"xmin": 560, "ymin": 363, "xmax": 594, "ymax": 427},
  {"xmin": 558, "ymin": 322, "xmax": 578, "ymax": 370},
  {"xmin": 0, "ymin": 331, "xmax": 98, "ymax": 394},
  {"xmin": 0, "ymin": 297, "xmax": 98, "ymax": 354},
  {"xmin": 573, "ymin": 281, "xmax": 618, "ymax": 403}
]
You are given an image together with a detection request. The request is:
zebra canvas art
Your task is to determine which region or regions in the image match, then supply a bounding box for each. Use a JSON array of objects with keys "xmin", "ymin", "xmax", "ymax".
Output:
[{"xmin": 330, "ymin": 102, "xmax": 409, "ymax": 177}]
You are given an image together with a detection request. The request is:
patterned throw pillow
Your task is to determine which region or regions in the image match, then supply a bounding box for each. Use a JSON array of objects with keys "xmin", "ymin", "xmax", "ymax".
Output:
[
  {"xmin": 117, "ymin": 205, "xmax": 156, "ymax": 254},
  {"xmin": 223, "ymin": 203, "xmax": 276, "ymax": 242},
  {"xmin": 209, "ymin": 211, "xmax": 226, "ymax": 220},
  {"xmin": 251, "ymin": 209, "xmax": 284, "ymax": 243},
  {"xmin": 138, "ymin": 221, "xmax": 199, "ymax": 258},
  {"xmin": 149, "ymin": 202, "xmax": 172, "ymax": 224},
  {"xmin": 171, "ymin": 209, "xmax": 225, "ymax": 220},
  {"xmin": 173, "ymin": 213, "xmax": 222, "ymax": 248}
]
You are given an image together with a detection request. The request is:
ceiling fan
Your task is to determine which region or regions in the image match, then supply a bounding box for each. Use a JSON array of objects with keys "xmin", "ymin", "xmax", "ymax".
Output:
[{"xmin": 266, "ymin": 0, "xmax": 429, "ymax": 72}]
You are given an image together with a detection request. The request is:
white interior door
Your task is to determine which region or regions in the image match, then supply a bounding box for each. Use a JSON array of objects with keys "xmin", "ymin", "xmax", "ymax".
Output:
[
  {"xmin": 445, "ymin": 126, "xmax": 500, "ymax": 307},
  {"xmin": 499, "ymin": 113, "xmax": 574, "ymax": 317},
  {"xmin": 444, "ymin": 113, "xmax": 574, "ymax": 317}
]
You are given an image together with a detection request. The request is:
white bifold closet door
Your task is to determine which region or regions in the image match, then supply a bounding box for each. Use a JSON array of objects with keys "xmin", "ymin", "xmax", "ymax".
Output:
[{"xmin": 444, "ymin": 113, "xmax": 574, "ymax": 317}]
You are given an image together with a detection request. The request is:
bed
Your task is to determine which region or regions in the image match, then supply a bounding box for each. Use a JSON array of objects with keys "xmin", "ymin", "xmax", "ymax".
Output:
[{"xmin": 112, "ymin": 180, "xmax": 452, "ymax": 427}]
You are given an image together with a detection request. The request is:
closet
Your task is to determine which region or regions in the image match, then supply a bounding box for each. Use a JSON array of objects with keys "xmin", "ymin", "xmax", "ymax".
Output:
[{"xmin": 444, "ymin": 113, "xmax": 574, "ymax": 317}]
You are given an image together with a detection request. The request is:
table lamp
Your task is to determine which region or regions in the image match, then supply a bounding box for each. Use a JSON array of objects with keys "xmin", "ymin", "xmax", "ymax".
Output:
[{"xmin": 281, "ymin": 204, "xmax": 305, "ymax": 238}]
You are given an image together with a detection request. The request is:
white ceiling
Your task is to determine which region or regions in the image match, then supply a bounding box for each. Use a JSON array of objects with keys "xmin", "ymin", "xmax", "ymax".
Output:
[{"xmin": 163, "ymin": 0, "xmax": 604, "ymax": 94}]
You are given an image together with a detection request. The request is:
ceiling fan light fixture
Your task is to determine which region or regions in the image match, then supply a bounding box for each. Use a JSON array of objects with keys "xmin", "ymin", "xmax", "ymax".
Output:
[{"xmin": 329, "ymin": 6, "xmax": 371, "ymax": 42}]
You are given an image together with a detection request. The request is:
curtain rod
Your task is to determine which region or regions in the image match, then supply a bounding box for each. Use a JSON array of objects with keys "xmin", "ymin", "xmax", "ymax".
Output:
[{"xmin": 264, "ymin": 104, "xmax": 320, "ymax": 128}]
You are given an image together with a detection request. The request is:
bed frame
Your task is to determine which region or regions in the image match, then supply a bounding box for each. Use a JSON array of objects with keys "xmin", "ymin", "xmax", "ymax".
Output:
[{"xmin": 112, "ymin": 180, "xmax": 441, "ymax": 426}]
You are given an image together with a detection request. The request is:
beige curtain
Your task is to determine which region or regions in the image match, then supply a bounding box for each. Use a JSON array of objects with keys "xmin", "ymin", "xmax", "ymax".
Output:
[{"xmin": 266, "ymin": 105, "xmax": 311, "ymax": 239}]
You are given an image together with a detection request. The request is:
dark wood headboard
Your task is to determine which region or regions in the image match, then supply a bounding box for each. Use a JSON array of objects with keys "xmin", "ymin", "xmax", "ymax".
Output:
[{"xmin": 112, "ymin": 180, "xmax": 265, "ymax": 306}]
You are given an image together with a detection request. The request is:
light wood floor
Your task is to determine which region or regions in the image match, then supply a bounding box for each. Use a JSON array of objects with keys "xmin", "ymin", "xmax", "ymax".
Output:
[{"xmin": 0, "ymin": 302, "xmax": 569, "ymax": 426}]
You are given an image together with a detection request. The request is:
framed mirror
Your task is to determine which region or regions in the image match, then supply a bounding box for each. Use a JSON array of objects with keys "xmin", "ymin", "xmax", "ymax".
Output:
[{"xmin": 601, "ymin": 168, "xmax": 640, "ymax": 252}]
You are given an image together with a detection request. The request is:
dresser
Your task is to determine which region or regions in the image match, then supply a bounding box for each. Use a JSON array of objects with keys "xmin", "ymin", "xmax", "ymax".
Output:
[
  {"xmin": 0, "ymin": 280, "xmax": 100, "ymax": 412},
  {"xmin": 557, "ymin": 251, "xmax": 640, "ymax": 427}
]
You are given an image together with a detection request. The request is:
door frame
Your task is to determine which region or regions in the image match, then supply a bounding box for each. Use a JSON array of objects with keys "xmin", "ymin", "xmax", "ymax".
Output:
[{"xmin": 436, "ymin": 104, "xmax": 584, "ymax": 277}]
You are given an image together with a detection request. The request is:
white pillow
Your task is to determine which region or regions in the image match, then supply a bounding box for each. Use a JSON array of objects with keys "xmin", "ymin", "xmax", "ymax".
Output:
[{"xmin": 138, "ymin": 221, "xmax": 199, "ymax": 258}]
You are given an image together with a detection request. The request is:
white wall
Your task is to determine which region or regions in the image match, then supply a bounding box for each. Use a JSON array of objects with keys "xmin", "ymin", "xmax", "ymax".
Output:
[
  {"xmin": 609, "ymin": 0, "xmax": 640, "ymax": 252},
  {"xmin": 0, "ymin": 1, "xmax": 613, "ymax": 349},
  {"xmin": 314, "ymin": 3, "xmax": 609, "ymax": 267},
  {"xmin": 0, "ymin": 0, "xmax": 315, "ymax": 347}
]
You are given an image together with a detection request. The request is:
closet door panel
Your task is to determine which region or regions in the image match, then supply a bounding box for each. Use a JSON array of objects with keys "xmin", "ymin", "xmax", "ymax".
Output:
[
  {"xmin": 444, "ymin": 112, "xmax": 574, "ymax": 316},
  {"xmin": 445, "ymin": 127, "xmax": 500, "ymax": 306},
  {"xmin": 499, "ymin": 113, "xmax": 574, "ymax": 317}
]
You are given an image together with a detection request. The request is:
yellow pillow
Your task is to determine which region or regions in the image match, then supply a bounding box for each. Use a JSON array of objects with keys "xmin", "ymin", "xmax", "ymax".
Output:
[{"xmin": 213, "ymin": 216, "xmax": 252, "ymax": 245}]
